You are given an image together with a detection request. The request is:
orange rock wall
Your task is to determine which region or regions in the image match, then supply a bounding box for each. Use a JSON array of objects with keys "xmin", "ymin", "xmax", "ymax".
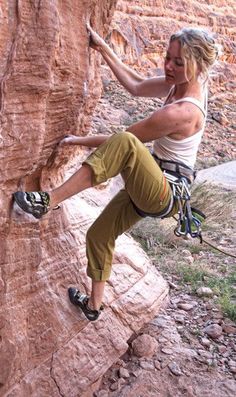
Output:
[
  {"xmin": 111, "ymin": 0, "xmax": 236, "ymax": 93},
  {"xmin": 0, "ymin": 2, "xmax": 169, "ymax": 397},
  {"xmin": 1, "ymin": 1, "xmax": 235, "ymax": 396},
  {"xmin": 0, "ymin": 0, "xmax": 116, "ymax": 194}
]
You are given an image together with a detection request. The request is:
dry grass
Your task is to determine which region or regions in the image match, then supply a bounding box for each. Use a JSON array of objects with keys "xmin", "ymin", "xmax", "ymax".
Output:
[{"xmin": 131, "ymin": 183, "xmax": 236, "ymax": 320}]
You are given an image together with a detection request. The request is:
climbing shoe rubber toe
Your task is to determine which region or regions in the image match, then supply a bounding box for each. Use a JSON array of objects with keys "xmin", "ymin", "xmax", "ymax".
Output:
[{"xmin": 13, "ymin": 191, "xmax": 50, "ymax": 219}]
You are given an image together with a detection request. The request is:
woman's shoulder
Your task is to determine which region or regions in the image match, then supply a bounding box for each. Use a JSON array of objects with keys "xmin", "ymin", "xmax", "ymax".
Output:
[{"xmin": 164, "ymin": 85, "xmax": 208, "ymax": 117}]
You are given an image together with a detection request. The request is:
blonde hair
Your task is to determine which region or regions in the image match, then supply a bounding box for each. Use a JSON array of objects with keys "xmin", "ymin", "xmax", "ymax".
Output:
[{"xmin": 170, "ymin": 27, "xmax": 219, "ymax": 81}]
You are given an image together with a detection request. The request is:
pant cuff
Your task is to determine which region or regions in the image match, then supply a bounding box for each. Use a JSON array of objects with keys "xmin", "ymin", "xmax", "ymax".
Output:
[{"xmin": 86, "ymin": 266, "xmax": 111, "ymax": 281}]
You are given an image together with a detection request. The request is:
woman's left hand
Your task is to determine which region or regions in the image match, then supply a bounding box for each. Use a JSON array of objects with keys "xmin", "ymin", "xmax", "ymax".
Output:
[
  {"xmin": 58, "ymin": 135, "xmax": 80, "ymax": 146},
  {"xmin": 86, "ymin": 22, "xmax": 107, "ymax": 53}
]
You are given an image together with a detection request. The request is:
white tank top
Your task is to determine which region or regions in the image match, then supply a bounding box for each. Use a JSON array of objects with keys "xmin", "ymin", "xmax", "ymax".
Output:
[{"xmin": 153, "ymin": 93, "xmax": 207, "ymax": 169}]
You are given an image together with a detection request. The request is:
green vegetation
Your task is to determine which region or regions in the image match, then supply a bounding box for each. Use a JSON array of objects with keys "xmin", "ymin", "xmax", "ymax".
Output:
[
  {"xmin": 131, "ymin": 183, "xmax": 236, "ymax": 322},
  {"xmin": 177, "ymin": 264, "xmax": 207, "ymax": 285},
  {"xmin": 176, "ymin": 264, "xmax": 236, "ymax": 321}
]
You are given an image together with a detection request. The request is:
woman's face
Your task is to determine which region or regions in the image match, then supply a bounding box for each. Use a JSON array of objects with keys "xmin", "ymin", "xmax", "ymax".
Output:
[{"xmin": 164, "ymin": 39, "xmax": 190, "ymax": 84}]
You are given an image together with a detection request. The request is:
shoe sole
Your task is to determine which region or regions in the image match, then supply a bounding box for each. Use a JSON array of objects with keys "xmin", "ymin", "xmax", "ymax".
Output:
[{"xmin": 13, "ymin": 192, "xmax": 42, "ymax": 219}]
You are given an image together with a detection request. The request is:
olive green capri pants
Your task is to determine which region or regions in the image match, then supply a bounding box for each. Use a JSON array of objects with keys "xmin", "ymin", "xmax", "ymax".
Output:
[{"xmin": 84, "ymin": 131, "xmax": 177, "ymax": 281}]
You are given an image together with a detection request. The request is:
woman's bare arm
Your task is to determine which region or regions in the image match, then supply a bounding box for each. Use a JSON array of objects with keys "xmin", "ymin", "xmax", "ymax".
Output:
[
  {"xmin": 59, "ymin": 135, "xmax": 109, "ymax": 148},
  {"xmin": 87, "ymin": 23, "xmax": 172, "ymax": 98},
  {"xmin": 127, "ymin": 102, "xmax": 202, "ymax": 142}
]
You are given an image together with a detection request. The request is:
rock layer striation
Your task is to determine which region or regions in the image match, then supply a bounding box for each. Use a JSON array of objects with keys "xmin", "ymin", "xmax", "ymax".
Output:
[{"xmin": 0, "ymin": 1, "xmax": 168, "ymax": 396}]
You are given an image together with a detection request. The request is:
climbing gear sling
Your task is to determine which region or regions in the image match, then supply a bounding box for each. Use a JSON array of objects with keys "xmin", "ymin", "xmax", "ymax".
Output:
[
  {"xmin": 133, "ymin": 154, "xmax": 235, "ymax": 258},
  {"xmin": 131, "ymin": 154, "xmax": 199, "ymax": 224},
  {"xmin": 163, "ymin": 171, "xmax": 205, "ymax": 242},
  {"xmin": 162, "ymin": 169, "xmax": 236, "ymax": 259},
  {"xmin": 150, "ymin": 154, "xmax": 204, "ymax": 240}
]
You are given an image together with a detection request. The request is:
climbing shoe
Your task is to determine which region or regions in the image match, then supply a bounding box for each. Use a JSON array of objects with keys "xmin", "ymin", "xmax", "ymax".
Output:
[
  {"xmin": 13, "ymin": 191, "xmax": 50, "ymax": 219},
  {"xmin": 68, "ymin": 287, "xmax": 103, "ymax": 322}
]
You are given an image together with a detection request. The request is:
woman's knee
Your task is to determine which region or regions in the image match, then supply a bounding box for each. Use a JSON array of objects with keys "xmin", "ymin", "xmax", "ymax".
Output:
[{"xmin": 117, "ymin": 131, "xmax": 139, "ymax": 146}]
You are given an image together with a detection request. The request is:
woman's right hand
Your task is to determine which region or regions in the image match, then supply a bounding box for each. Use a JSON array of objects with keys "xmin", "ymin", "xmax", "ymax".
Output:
[
  {"xmin": 86, "ymin": 22, "xmax": 106, "ymax": 52},
  {"xmin": 58, "ymin": 135, "xmax": 80, "ymax": 146}
]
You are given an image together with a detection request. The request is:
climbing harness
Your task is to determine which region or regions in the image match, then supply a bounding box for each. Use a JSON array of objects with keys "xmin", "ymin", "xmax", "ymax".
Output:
[
  {"xmin": 132, "ymin": 153, "xmax": 235, "ymax": 259},
  {"xmin": 154, "ymin": 156, "xmax": 196, "ymax": 184}
]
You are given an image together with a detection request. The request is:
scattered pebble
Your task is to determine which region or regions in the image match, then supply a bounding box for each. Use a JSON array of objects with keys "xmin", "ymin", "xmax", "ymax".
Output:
[
  {"xmin": 119, "ymin": 368, "xmax": 130, "ymax": 379},
  {"xmin": 197, "ymin": 349, "xmax": 213, "ymax": 359},
  {"xmin": 161, "ymin": 348, "xmax": 173, "ymax": 355},
  {"xmin": 201, "ymin": 337, "xmax": 211, "ymax": 347},
  {"xmin": 173, "ymin": 314, "xmax": 185, "ymax": 324},
  {"xmin": 222, "ymin": 350, "xmax": 232, "ymax": 358},
  {"xmin": 222, "ymin": 323, "xmax": 236, "ymax": 334},
  {"xmin": 132, "ymin": 334, "xmax": 158, "ymax": 358},
  {"xmin": 154, "ymin": 360, "xmax": 161, "ymax": 370},
  {"xmin": 168, "ymin": 281, "xmax": 180, "ymax": 290},
  {"xmin": 168, "ymin": 361, "xmax": 182, "ymax": 376},
  {"xmin": 185, "ymin": 255, "xmax": 194, "ymax": 264},
  {"xmin": 109, "ymin": 382, "xmax": 119, "ymax": 391},
  {"xmin": 177, "ymin": 302, "xmax": 197, "ymax": 311},
  {"xmin": 228, "ymin": 359, "xmax": 236, "ymax": 374},
  {"xmin": 196, "ymin": 287, "xmax": 214, "ymax": 297},
  {"xmin": 218, "ymin": 345, "xmax": 227, "ymax": 354},
  {"xmin": 131, "ymin": 369, "xmax": 142, "ymax": 378},
  {"xmin": 95, "ymin": 390, "xmax": 109, "ymax": 397},
  {"xmin": 204, "ymin": 324, "xmax": 223, "ymax": 339},
  {"xmin": 139, "ymin": 360, "xmax": 155, "ymax": 371}
]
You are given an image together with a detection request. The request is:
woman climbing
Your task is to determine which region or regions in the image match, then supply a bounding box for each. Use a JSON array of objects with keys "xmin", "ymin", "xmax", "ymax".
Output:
[{"xmin": 13, "ymin": 24, "xmax": 218, "ymax": 321}]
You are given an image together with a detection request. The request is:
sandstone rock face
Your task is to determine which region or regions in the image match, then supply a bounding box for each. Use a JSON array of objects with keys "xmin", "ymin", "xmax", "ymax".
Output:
[
  {"xmin": 0, "ymin": 1, "xmax": 169, "ymax": 397},
  {"xmin": 111, "ymin": 0, "xmax": 236, "ymax": 94},
  {"xmin": 3, "ymin": 1, "xmax": 234, "ymax": 396},
  {"xmin": 106, "ymin": 1, "xmax": 236, "ymax": 169}
]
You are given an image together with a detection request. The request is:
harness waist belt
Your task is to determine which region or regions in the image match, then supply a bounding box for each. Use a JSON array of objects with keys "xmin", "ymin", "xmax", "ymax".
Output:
[{"xmin": 152, "ymin": 154, "xmax": 195, "ymax": 183}]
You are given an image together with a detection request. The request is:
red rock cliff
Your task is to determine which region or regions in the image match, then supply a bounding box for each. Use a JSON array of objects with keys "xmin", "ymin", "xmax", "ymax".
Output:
[
  {"xmin": 2, "ymin": 1, "xmax": 235, "ymax": 396},
  {"xmin": 112, "ymin": 0, "xmax": 236, "ymax": 79},
  {"xmin": 109, "ymin": 0, "xmax": 235, "ymax": 166},
  {"xmin": 0, "ymin": 2, "xmax": 169, "ymax": 397}
]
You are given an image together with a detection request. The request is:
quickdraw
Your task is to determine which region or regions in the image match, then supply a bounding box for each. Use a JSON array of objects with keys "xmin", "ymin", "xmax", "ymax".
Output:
[{"xmin": 163, "ymin": 171, "xmax": 205, "ymax": 242}]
